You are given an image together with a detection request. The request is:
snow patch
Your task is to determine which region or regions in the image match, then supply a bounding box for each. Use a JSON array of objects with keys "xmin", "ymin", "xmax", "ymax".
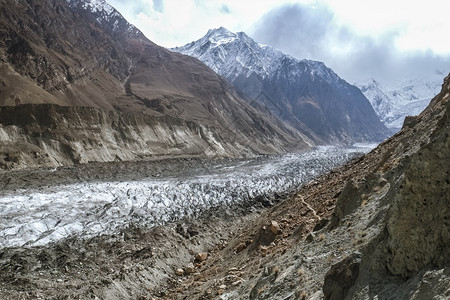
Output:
[{"xmin": 75, "ymin": 0, "xmax": 115, "ymax": 15}]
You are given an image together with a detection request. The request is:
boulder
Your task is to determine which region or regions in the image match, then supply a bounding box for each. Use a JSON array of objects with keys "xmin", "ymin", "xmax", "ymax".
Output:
[{"xmin": 195, "ymin": 252, "xmax": 208, "ymax": 262}]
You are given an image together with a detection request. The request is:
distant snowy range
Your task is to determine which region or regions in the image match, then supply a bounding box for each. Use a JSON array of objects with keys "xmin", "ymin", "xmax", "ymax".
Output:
[{"xmin": 357, "ymin": 71, "xmax": 445, "ymax": 132}]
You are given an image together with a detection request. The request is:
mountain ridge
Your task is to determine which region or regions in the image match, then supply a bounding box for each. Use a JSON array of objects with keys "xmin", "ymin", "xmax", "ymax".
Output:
[{"xmin": 173, "ymin": 27, "xmax": 390, "ymax": 145}]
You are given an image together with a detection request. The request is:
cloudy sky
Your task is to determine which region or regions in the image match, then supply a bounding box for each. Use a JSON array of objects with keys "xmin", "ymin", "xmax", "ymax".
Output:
[{"xmin": 108, "ymin": 0, "xmax": 450, "ymax": 85}]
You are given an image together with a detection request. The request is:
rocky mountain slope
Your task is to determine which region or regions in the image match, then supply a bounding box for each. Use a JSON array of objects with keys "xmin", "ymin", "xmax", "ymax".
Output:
[
  {"xmin": 358, "ymin": 72, "xmax": 444, "ymax": 131},
  {"xmin": 0, "ymin": 0, "xmax": 310, "ymax": 169},
  {"xmin": 0, "ymin": 68, "xmax": 447, "ymax": 298},
  {"xmin": 167, "ymin": 74, "xmax": 449, "ymax": 299},
  {"xmin": 173, "ymin": 27, "xmax": 390, "ymax": 145}
]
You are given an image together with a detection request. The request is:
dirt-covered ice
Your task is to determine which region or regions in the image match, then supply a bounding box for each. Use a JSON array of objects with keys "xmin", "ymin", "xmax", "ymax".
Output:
[{"xmin": 0, "ymin": 145, "xmax": 375, "ymax": 249}]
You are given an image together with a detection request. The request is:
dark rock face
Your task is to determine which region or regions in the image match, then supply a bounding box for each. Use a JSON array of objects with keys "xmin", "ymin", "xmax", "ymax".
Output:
[
  {"xmin": 0, "ymin": 0, "xmax": 310, "ymax": 169},
  {"xmin": 323, "ymin": 252, "xmax": 361, "ymax": 300},
  {"xmin": 384, "ymin": 79, "xmax": 450, "ymax": 278},
  {"xmin": 174, "ymin": 28, "xmax": 390, "ymax": 144},
  {"xmin": 325, "ymin": 74, "xmax": 450, "ymax": 299}
]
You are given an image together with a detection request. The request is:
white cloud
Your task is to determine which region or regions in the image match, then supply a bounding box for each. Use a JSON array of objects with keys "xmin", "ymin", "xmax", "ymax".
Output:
[
  {"xmin": 249, "ymin": 1, "xmax": 450, "ymax": 84},
  {"xmin": 106, "ymin": 0, "xmax": 450, "ymax": 82},
  {"xmin": 107, "ymin": 0, "xmax": 450, "ymax": 55},
  {"xmin": 108, "ymin": 0, "xmax": 289, "ymax": 47},
  {"xmin": 325, "ymin": 0, "xmax": 450, "ymax": 54}
]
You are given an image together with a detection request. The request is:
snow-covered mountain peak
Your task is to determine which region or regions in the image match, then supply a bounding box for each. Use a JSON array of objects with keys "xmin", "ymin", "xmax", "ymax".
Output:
[
  {"xmin": 174, "ymin": 28, "xmax": 360, "ymax": 91},
  {"xmin": 205, "ymin": 27, "xmax": 238, "ymax": 44},
  {"xmin": 66, "ymin": 0, "xmax": 140, "ymax": 34},
  {"xmin": 357, "ymin": 74, "xmax": 443, "ymax": 130},
  {"xmin": 172, "ymin": 27, "xmax": 283, "ymax": 79},
  {"xmin": 358, "ymin": 79, "xmax": 384, "ymax": 93},
  {"xmin": 204, "ymin": 27, "xmax": 261, "ymax": 47},
  {"xmin": 67, "ymin": 0, "xmax": 117, "ymax": 17}
]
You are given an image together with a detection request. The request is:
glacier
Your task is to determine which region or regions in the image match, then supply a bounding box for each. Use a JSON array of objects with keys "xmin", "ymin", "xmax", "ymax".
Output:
[{"xmin": 0, "ymin": 146, "xmax": 375, "ymax": 249}]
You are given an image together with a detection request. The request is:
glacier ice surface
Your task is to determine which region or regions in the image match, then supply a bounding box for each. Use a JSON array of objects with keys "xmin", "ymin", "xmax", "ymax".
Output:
[{"xmin": 0, "ymin": 146, "xmax": 375, "ymax": 248}]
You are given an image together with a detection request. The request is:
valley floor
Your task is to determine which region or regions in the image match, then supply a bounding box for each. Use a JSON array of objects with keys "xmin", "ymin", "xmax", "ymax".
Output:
[
  {"xmin": 0, "ymin": 146, "xmax": 372, "ymax": 299},
  {"xmin": 0, "ymin": 135, "xmax": 448, "ymax": 299}
]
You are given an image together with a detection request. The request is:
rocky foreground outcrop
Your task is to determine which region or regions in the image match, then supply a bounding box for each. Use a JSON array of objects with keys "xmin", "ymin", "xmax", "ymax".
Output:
[{"xmin": 157, "ymin": 74, "xmax": 449, "ymax": 299}]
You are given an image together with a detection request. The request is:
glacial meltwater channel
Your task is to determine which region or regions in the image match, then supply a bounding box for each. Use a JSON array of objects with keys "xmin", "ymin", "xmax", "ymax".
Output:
[{"xmin": 0, "ymin": 145, "xmax": 376, "ymax": 248}]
